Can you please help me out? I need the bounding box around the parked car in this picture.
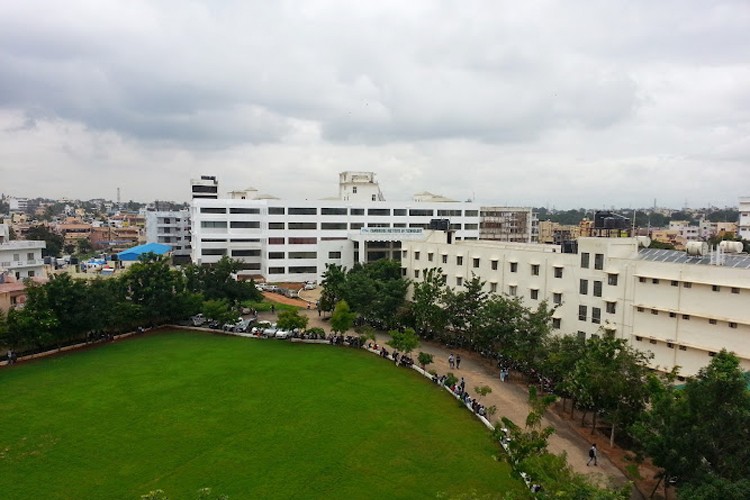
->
[251,321,274,335]
[274,328,291,339]
[191,314,207,327]
[262,324,279,337]
[304,281,317,290]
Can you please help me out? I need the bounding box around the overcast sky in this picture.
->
[1,1,748,209]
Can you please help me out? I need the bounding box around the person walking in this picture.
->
[448,353,455,369]
[587,444,598,466]
[456,354,461,369]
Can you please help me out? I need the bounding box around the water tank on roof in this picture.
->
[719,241,744,254]
[686,241,708,256]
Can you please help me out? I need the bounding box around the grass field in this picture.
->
[0,330,526,499]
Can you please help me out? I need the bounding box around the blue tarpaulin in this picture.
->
[117,243,172,261]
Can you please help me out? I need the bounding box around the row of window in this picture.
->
[635,307,739,328]
[578,304,616,323]
[267,266,318,274]
[204,221,479,231]
[638,277,742,294]
[580,252,605,270]
[633,337,719,360]
[202,206,481,217]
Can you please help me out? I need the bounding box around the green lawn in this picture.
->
[0,331,526,499]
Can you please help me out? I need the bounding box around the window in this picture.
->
[201,249,226,256]
[28,270,35,277]
[321,222,347,230]
[682,314,690,320]
[530,289,539,300]
[473,258,480,268]
[414,251,420,260]
[464,223,479,230]
[709,318,717,325]
[457,256,463,265]
[650,339,657,345]
[268,267,285,274]
[288,222,317,230]
[200,221,227,228]
[608,273,618,286]
[289,266,317,274]
[428,253,434,262]
[669,312,677,318]
[639,277,647,283]
[606,302,616,314]
[352,187,357,194]
[268,222,285,230]
[554,267,563,278]
[27,252,34,260]
[594,253,603,270]
[409,209,434,217]
[508,285,517,296]
[368,208,390,216]
[351,208,364,215]
[456,277,463,287]
[679,345,687,351]
[414,270,420,279]
[268,252,285,259]
[578,305,587,321]
[593,281,602,297]
[652,279,660,284]
[579,279,588,295]
[491,260,498,270]
[490,283,498,293]
[729,322,738,329]
[268,237,284,245]
[350,223,364,230]
[671,280,679,287]
[684,282,692,288]
[200,207,226,214]
[531,264,540,276]
[232,249,260,257]
[288,237,317,244]
[442,255,448,264]
[552,318,561,329]
[230,221,260,229]
[667,342,674,349]
[464,210,478,217]
[268,207,285,215]
[510,262,518,272]
[712,285,721,292]
[393,209,407,216]
[577,331,586,341]
[289,252,316,259]
[321,207,347,215]
[651,309,658,315]
[581,252,590,268]
[328,251,341,259]
[592,307,601,324]
[635,336,643,342]
[709,351,717,357]
[731,287,740,294]
[230,208,260,214]
[553,293,562,305]
[637,306,645,312]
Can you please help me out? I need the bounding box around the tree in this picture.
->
[444,273,488,347]
[276,309,309,332]
[319,264,347,314]
[25,225,64,257]
[202,299,237,325]
[387,327,419,355]
[329,300,356,335]
[184,256,261,304]
[75,238,94,256]
[474,385,492,402]
[632,350,750,497]
[417,351,434,371]
[411,267,448,338]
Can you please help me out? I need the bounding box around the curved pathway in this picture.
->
[257,299,631,492]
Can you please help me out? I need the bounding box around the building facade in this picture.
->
[740,196,750,240]
[145,209,191,261]
[0,224,46,280]
[402,232,750,378]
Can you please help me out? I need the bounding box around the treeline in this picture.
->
[320,263,750,498]
[0,255,261,353]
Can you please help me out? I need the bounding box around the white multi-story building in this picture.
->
[402,232,750,378]
[191,172,484,281]
[0,224,46,280]
[145,210,191,262]
[740,196,750,240]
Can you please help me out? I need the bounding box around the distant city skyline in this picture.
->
[1,1,749,208]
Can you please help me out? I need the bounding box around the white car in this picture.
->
[274,328,291,339]
[191,314,207,327]
[303,281,317,290]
